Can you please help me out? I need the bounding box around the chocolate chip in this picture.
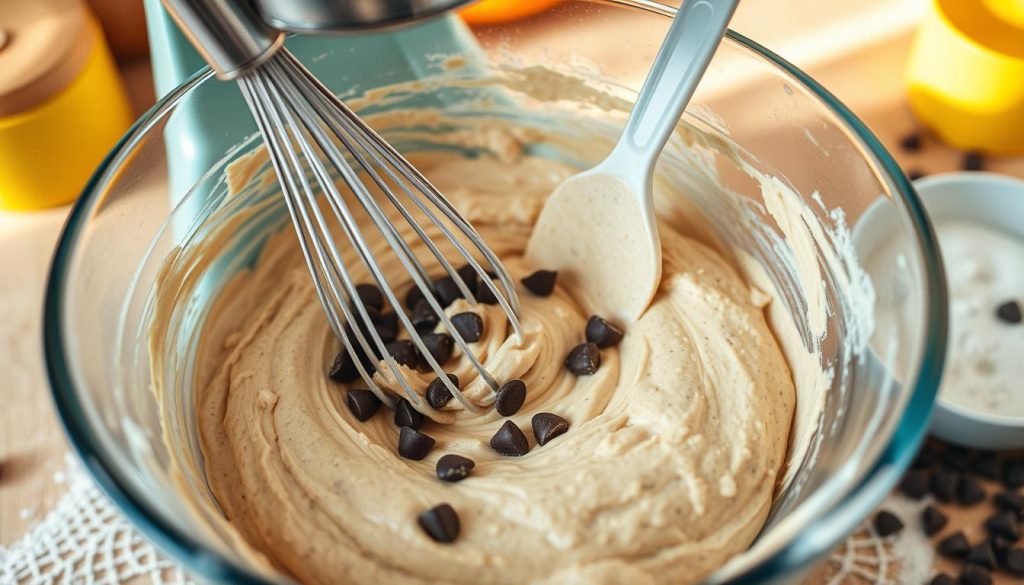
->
[405,285,429,310]
[963,150,985,171]
[941,446,972,471]
[958,475,986,506]
[873,510,904,537]
[931,469,958,502]
[1005,547,1024,576]
[586,316,624,348]
[411,299,440,333]
[494,380,527,416]
[385,340,419,369]
[521,270,557,296]
[929,574,956,585]
[1006,458,1024,489]
[959,564,991,585]
[533,412,570,446]
[394,398,424,430]
[984,510,1020,540]
[475,279,499,304]
[907,169,926,181]
[966,541,996,570]
[354,283,385,312]
[436,454,474,482]
[418,503,459,543]
[997,300,1023,324]
[914,445,938,469]
[434,276,464,308]
[565,342,601,375]
[419,333,454,367]
[939,531,970,558]
[329,349,361,383]
[456,264,479,295]
[972,453,1003,480]
[346,389,382,421]
[901,469,930,499]
[398,426,435,460]
[991,536,1012,564]
[451,312,484,342]
[995,491,1024,513]
[426,374,459,409]
[490,420,529,456]
[900,132,922,152]
[922,505,949,536]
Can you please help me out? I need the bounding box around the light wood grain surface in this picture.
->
[2,0,1022,581]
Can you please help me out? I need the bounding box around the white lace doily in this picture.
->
[0,457,192,585]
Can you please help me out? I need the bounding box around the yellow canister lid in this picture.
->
[906,0,1024,154]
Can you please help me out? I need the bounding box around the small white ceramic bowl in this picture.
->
[916,172,1024,450]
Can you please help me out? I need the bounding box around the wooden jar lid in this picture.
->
[0,0,93,117]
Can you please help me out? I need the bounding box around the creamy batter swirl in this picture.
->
[188,153,794,584]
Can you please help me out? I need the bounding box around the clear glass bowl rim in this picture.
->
[43,1,948,582]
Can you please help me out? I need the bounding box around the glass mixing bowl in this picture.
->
[44,1,946,582]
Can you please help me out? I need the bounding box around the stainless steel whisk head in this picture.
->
[163,0,524,411]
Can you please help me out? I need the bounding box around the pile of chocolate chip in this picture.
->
[878,442,1024,583]
[325,267,626,544]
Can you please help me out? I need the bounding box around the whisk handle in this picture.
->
[161,0,284,80]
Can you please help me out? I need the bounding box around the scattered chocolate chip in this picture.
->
[586,316,624,348]
[931,469,958,502]
[426,374,459,410]
[385,340,419,369]
[991,536,1013,564]
[394,398,424,430]
[997,300,1023,324]
[398,426,435,460]
[900,132,922,152]
[995,491,1024,513]
[939,531,971,558]
[966,541,996,570]
[411,299,440,333]
[346,389,382,421]
[495,380,527,416]
[434,276,464,308]
[419,333,454,367]
[972,453,1003,480]
[418,503,459,543]
[922,505,949,536]
[959,564,991,585]
[901,469,931,499]
[1005,547,1024,576]
[456,264,479,295]
[533,413,570,446]
[475,279,499,304]
[930,574,957,585]
[353,283,385,312]
[907,169,926,181]
[405,285,429,310]
[873,510,904,537]
[490,420,530,456]
[521,270,557,296]
[436,454,475,482]
[451,312,484,342]
[1006,458,1024,489]
[330,349,361,383]
[958,475,986,506]
[963,150,985,171]
[941,446,973,471]
[985,510,1020,540]
[565,342,601,375]
[373,311,399,335]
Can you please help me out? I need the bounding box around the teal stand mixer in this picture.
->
[141,0,484,207]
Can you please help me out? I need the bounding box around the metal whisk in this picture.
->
[163,0,523,412]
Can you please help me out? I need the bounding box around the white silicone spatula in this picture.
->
[525,0,738,324]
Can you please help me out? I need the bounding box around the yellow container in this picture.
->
[906,0,1024,155]
[0,1,132,210]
